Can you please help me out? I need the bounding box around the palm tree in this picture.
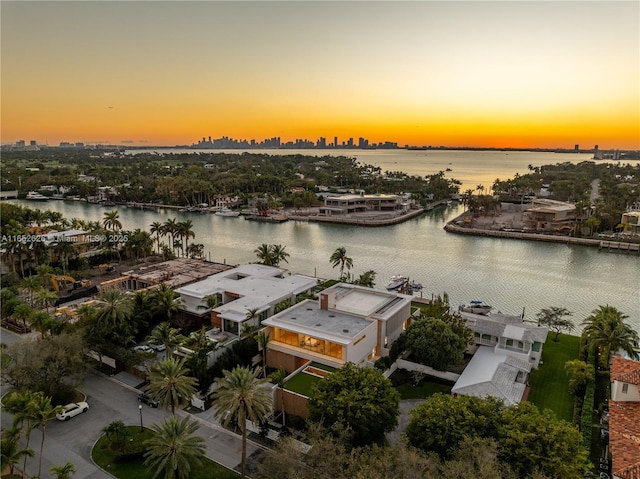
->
[330,246,353,280]
[2,389,37,474]
[34,288,59,312]
[270,244,290,266]
[147,358,198,415]
[163,218,178,252]
[143,416,206,479]
[177,220,195,256]
[1,426,34,478]
[22,275,42,306]
[12,303,33,330]
[254,243,273,265]
[36,264,54,288]
[582,305,639,367]
[212,366,273,478]
[30,393,63,479]
[197,294,221,313]
[102,210,122,231]
[30,310,54,339]
[150,283,184,323]
[256,330,269,377]
[50,461,77,479]
[150,221,164,254]
[94,288,134,328]
[354,269,377,288]
[147,322,185,359]
[270,367,287,428]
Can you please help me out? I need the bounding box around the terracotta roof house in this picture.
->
[609,356,640,479]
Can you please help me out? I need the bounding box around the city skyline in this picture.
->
[1,1,638,150]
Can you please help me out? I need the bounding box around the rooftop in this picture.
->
[263,299,373,344]
[121,258,233,290]
[610,357,640,478]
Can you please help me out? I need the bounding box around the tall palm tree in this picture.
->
[330,246,353,280]
[34,288,59,312]
[582,305,639,367]
[270,367,287,428]
[50,461,77,479]
[94,288,134,328]
[143,416,206,479]
[212,366,273,478]
[256,331,270,377]
[163,218,178,252]
[2,389,37,474]
[22,275,42,306]
[102,210,122,231]
[147,322,185,359]
[197,294,221,313]
[1,426,34,478]
[147,358,198,415]
[177,220,195,256]
[150,221,164,254]
[150,283,184,324]
[30,393,63,479]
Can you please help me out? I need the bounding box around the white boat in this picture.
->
[215,207,240,217]
[459,300,493,315]
[385,275,408,290]
[25,191,49,201]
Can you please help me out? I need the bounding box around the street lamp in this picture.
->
[139,404,143,432]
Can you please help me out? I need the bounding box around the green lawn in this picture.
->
[285,371,323,397]
[527,333,580,422]
[92,426,239,479]
[390,369,453,400]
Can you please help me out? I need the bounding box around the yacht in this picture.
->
[215,207,240,217]
[25,191,49,201]
[385,275,409,290]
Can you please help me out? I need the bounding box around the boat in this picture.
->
[215,207,240,217]
[459,300,493,315]
[385,275,409,290]
[245,214,288,223]
[25,191,49,201]
[410,281,423,291]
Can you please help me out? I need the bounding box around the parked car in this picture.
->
[134,345,153,353]
[151,343,166,352]
[56,402,89,421]
[138,393,159,408]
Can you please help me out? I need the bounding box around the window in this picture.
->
[622,383,629,394]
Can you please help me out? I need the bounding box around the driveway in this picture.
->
[386,399,425,445]
[1,327,259,479]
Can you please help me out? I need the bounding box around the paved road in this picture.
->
[1,327,259,478]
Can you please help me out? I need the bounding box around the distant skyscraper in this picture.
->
[574,144,579,151]
[334,136,338,148]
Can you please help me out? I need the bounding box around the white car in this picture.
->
[134,345,153,353]
[151,343,166,352]
[56,402,89,421]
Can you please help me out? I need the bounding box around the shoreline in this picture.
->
[444,213,640,254]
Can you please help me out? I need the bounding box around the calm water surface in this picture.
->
[11,198,640,333]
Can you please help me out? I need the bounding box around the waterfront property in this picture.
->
[522,198,577,233]
[175,264,318,334]
[451,310,549,405]
[318,193,411,216]
[609,356,640,479]
[264,282,413,373]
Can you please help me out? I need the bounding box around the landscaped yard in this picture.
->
[527,333,580,422]
[284,362,336,397]
[91,426,238,479]
[389,369,453,400]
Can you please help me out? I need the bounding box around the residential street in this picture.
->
[1,327,259,479]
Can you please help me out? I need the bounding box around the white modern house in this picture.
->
[175,264,318,335]
[451,311,549,405]
[263,283,413,373]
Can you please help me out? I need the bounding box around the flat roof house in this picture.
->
[175,264,318,335]
[263,283,413,373]
[319,193,410,216]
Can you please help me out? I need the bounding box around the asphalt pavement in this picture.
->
[1,327,259,479]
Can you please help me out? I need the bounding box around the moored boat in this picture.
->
[386,275,409,290]
[215,207,240,217]
[459,300,493,315]
[25,191,49,201]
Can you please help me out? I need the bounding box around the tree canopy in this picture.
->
[308,362,400,445]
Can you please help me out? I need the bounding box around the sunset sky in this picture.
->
[2,1,638,150]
